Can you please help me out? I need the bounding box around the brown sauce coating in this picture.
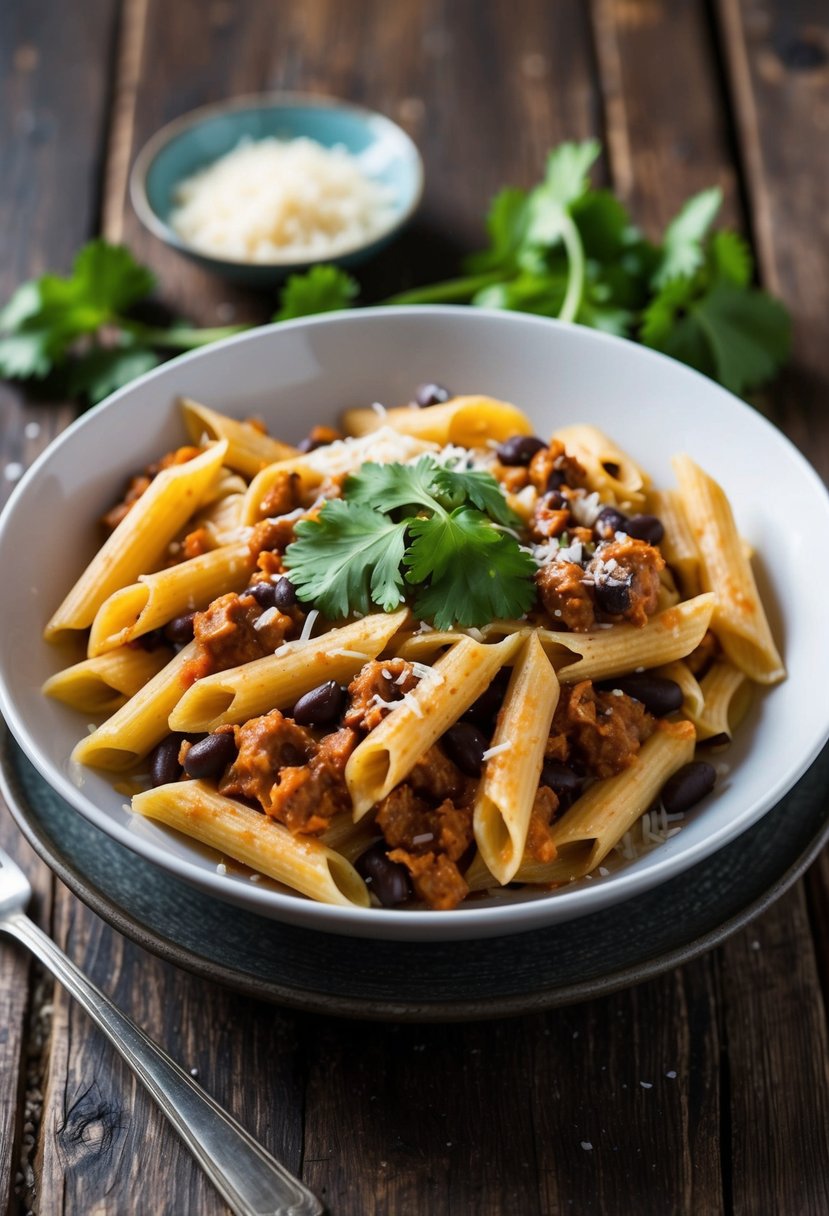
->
[586,537,665,628]
[536,560,597,631]
[344,659,418,732]
[547,680,655,779]
[183,591,295,683]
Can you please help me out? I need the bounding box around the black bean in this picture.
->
[441,722,488,777]
[660,761,717,815]
[183,731,238,779]
[625,513,665,546]
[355,842,413,906]
[594,578,631,615]
[594,506,628,540]
[546,468,567,492]
[149,734,185,787]
[601,674,683,717]
[272,577,297,610]
[163,612,196,646]
[293,680,345,727]
[297,435,325,453]
[463,669,511,729]
[540,761,583,809]
[414,382,451,407]
[496,434,547,466]
[136,628,167,651]
[543,489,568,511]
[248,580,279,609]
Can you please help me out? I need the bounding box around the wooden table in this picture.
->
[2,2,828,1212]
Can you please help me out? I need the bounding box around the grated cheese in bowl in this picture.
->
[168,136,397,263]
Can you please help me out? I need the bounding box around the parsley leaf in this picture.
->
[286,501,408,618]
[429,464,521,526]
[345,457,443,515]
[274,265,358,322]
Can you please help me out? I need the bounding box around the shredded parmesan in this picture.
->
[298,609,320,643]
[169,136,396,263]
[481,740,513,761]
[254,606,279,631]
[328,647,370,660]
[401,691,424,718]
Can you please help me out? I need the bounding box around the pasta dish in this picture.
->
[42,391,785,911]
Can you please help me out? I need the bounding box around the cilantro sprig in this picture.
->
[284,456,537,629]
[0,141,790,405]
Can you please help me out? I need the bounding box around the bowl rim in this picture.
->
[129,91,425,269]
[2,305,828,941]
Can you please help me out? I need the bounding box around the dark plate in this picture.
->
[2,726,828,1022]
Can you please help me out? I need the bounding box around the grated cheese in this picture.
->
[401,691,424,718]
[169,136,396,263]
[481,740,513,761]
[298,609,320,643]
[254,606,279,631]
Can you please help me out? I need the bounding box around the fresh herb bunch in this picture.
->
[0,141,790,405]
[284,456,537,629]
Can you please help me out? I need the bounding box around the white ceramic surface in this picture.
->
[1,307,827,942]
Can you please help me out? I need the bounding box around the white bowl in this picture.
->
[1,307,827,942]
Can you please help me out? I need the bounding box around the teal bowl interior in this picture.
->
[132,96,423,287]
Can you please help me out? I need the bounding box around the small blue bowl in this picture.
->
[129,93,424,288]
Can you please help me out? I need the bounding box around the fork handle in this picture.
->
[2,910,322,1216]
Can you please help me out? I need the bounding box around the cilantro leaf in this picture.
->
[465,187,529,275]
[429,464,521,527]
[68,345,161,404]
[709,229,752,287]
[286,501,407,619]
[274,266,358,322]
[0,330,55,379]
[542,140,602,208]
[70,240,156,314]
[344,457,442,515]
[406,509,536,630]
[653,187,722,287]
[692,280,791,395]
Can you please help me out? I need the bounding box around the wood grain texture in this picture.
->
[0,1,118,1211]
[36,883,306,1215]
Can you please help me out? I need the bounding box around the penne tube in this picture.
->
[394,628,513,662]
[342,396,533,447]
[654,659,706,720]
[241,458,327,525]
[180,398,299,475]
[72,642,197,770]
[691,659,753,741]
[647,488,700,598]
[319,813,382,865]
[45,441,228,639]
[484,594,715,684]
[346,633,525,820]
[169,609,410,732]
[467,720,697,889]
[87,541,254,656]
[551,424,648,510]
[133,780,369,907]
[673,455,785,684]
[473,633,560,884]
[43,645,171,714]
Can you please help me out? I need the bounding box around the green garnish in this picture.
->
[284,456,537,629]
[0,141,790,405]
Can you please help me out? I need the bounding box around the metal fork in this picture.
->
[0,843,323,1216]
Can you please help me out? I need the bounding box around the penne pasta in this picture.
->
[133,780,369,907]
[180,398,300,475]
[673,455,785,684]
[551,424,648,510]
[72,642,197,770]
[87,541,254,656]
[647,488,700,598]
[342,395,533,446]
[691,659,753,741]
[45,441,228,639]
[473,633,560,884]
[169,610,411,732]
[43,645,171,714]
[346,633,526,819]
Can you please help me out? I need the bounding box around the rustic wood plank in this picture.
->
[0,1,119,1211]
[36,882,306,1215]
[716,886,829,1215]
[711,6,829,1209]
[715,0,829,459]
[590,0,741,230]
